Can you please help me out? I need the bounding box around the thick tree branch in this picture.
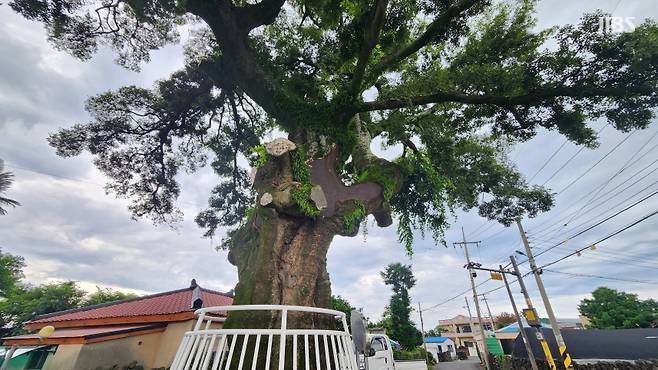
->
[355,85,655,112]
[349,0,389,97]
[234,0,286,31]
[187,0,315,129]
[364,0,483,83]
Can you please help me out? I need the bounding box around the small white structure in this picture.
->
[424,337,456,362]
[171,305,359,370]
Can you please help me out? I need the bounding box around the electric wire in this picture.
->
[538,209,658,270]
[531,190,658,259]
[543,269,658,285]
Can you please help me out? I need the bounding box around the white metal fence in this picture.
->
[171,305,359,370]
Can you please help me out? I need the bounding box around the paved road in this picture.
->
[434,357,483,370]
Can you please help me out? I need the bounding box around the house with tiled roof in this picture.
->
[438,314,496,357]
[1,279,233,370]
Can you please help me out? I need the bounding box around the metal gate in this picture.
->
[171,305,359,370]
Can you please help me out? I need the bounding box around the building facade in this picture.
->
[438,314,495,357]
[423,337,456,362]
[1,280,233,370]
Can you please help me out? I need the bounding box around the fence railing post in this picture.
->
[279,308,288,370]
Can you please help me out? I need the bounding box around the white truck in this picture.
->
[364,333,427,370]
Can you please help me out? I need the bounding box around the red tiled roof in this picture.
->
[27,284,233,326]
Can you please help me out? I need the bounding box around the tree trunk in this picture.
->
[224,207,340,329]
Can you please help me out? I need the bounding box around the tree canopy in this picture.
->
[494,312,516,329]
[0,250,140,336]
[10,0,658,254]
[380,263,421,349]
[578,287,658,329]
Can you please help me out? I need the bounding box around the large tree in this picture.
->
[0,249,25,298]
[0,250,141,336]
[578,287,658,329]
[10,0,658,326]
[381,263,421,349]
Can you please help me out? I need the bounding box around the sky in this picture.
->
[1,0,658,333]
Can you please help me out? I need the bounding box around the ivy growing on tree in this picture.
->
[10,0,658,321]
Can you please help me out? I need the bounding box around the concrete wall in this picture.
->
[150,320,195,368]
[44,344,83,370]
[41,319,223,370]
[71,331,162,370]
[425,341,456,362]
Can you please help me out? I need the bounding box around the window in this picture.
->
[461,325,472,333]
[464,341,474,348]
[371,338,387,352]
[26,350,49,369]
[448,345,454,352]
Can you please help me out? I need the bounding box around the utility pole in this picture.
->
[517,220,573,369]
[464,261,540,370]
[418,302,430,364]
[510,256,556,370]
[500,264,539,370]
[464,297,483,362]
[455,227,490,370]
[481,295,496,331]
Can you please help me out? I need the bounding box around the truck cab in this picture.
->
[366,334,395,370]
[364,334,426,370]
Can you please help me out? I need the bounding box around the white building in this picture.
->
[423,337,456,362]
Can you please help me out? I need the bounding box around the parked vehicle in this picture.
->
[363,334,426,370]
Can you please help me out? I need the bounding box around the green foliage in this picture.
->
[357,165,397,202]
[291,144,310,183]
[0,249,25,298]
[84,287,139,306]
[250,145,268,169]
[331,295,354,328]
[343,200,366,233]
[289,144,321,216]
[393,347,436,365]
[381,263,422,350]
[494,312,517,329]
[291,183,320,217]
[243,207,255,222]
[425,326,444,337]
[578,287,658,329]
[0,160,21,215]
[0,281,86,336]
[15,0,658,262]
[0,251,140,337]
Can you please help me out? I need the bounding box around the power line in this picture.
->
[559,131,658,227]
[529,139,569,182]
[532,189,658,258]
[539,209,658,270]
[532,131,658,238]
[534,178,658,243]
[555,130,636,196]
[530,159,658,240]
[543,269,658,285]
[421,278,492,312]
[540,124,609,186]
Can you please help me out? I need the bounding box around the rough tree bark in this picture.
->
[223,129,400,330]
